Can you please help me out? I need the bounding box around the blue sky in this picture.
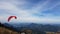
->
[0,0,60,24]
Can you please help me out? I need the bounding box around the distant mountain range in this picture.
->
[1,22,60,34]
[2,22,60,32]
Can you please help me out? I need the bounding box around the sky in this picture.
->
[0,0,60,24]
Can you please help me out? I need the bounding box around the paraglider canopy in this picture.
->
[7,16,17,22]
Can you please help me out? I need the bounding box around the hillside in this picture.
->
[0,23,20,34]
[0,27,20,34]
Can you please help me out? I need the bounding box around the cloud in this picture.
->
[0,0,60,23]
[16,16,60,24]
[29,0,60,17]
[0,0,30,16]
[0,0,32,23]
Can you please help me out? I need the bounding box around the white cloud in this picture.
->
[30,0,50,14]
[15,16,60,24]
[0,1,30,16]
[0,2,15,10]
[0,0,32,23]
[30,0,60,15]
[0,0,60,24]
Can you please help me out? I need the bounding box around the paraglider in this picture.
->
[8,16,17,22]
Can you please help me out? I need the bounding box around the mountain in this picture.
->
[3,23,60,32]
[1,22,60,34]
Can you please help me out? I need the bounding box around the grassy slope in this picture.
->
[0,27,20,34]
